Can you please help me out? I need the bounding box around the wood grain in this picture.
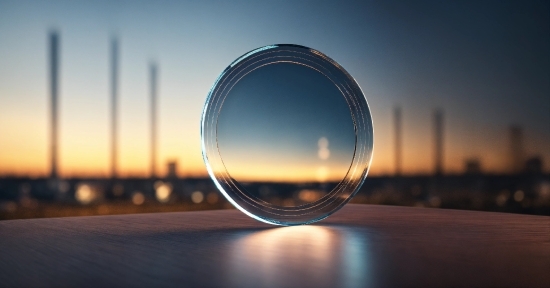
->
[0,204,549,288]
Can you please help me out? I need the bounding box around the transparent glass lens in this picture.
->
[202,45,373,225]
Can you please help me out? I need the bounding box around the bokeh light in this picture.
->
[132,191,145,205]
[191,191,204,204]
[155,182,172,203]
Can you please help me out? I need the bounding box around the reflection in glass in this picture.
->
[217,62,355,207]
[202,45,373,225]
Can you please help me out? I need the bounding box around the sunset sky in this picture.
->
[0,0,549,178]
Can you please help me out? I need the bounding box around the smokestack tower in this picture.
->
[110,37,118,178]
[509,125,523,174]
[150,62,158,178]
[49,31,59,179]
[434,109,444,176]
[394,106,402,176]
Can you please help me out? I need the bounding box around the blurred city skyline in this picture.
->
[1,0,549,178]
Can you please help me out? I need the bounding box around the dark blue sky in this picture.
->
[0,0,548,175]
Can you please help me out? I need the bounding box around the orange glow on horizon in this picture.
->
[0,146,540,179]
[1,100,549,178]
[213,164,351,183]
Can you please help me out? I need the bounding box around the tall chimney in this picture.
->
[150,63,158,178]
[394,106,402,176]
[49,31,59,179]
[434,109,444,176]
[509,125,523,174]
[110,37,118,178]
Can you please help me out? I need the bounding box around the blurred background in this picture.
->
[0,0,548,220]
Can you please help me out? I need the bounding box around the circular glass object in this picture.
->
[201,44,373,225]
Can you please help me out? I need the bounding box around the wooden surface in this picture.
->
[0,204,548,288]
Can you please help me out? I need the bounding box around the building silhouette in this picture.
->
[524,156,543,174]
[464,158,482,175]
[167,161,178,178]
[394,106,402,176]
[433,109,444,175]
[509,125,524,174]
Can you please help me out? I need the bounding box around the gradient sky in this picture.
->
[0,0,548,177]
[217,62,356,182]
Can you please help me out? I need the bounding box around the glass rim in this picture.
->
[201,44,374,225]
